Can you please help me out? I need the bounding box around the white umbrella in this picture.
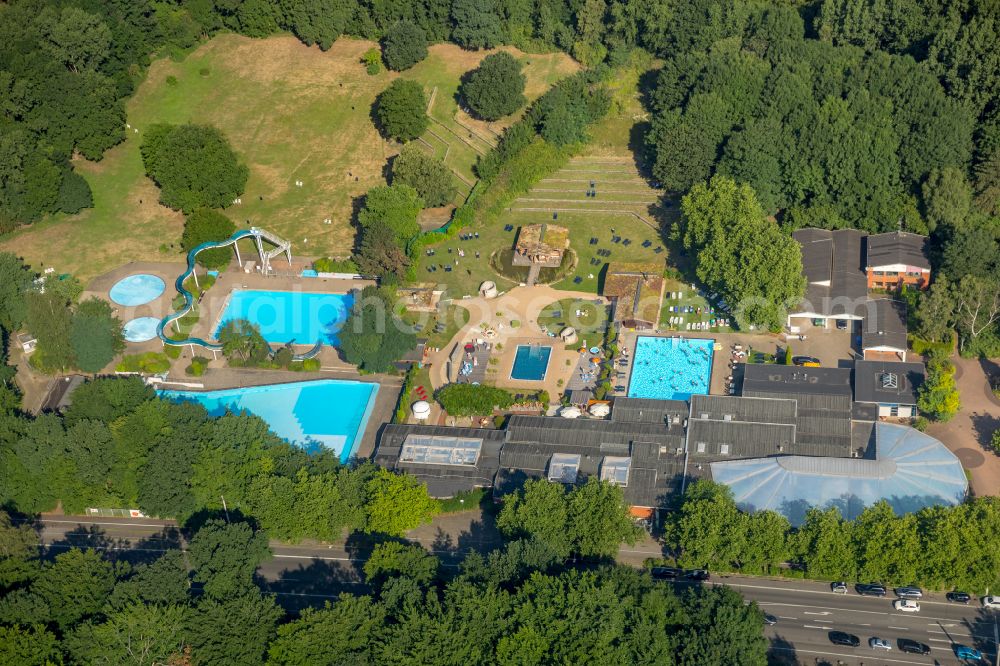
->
[560,406,582,419]
[588,403,610,417]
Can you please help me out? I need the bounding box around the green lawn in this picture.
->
[1,36,576,282]
[537,298,609,346]
[400,303,471,349]
[658,279,734,333]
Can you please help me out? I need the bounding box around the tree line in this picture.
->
[667,481,1000,594]
[0,376,438,540]
[0,508,769,666]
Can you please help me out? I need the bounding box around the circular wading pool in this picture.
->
[123,317,160,343]
[109,274,165,307]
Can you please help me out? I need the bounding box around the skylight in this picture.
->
[399,434,483,466]
[600,456,631,487]
[548,453,581,483]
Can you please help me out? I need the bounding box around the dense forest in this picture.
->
[0,510,768,665]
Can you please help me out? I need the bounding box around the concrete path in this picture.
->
[927,356,1000,497]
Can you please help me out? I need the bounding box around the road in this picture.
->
[24,515,1000,664]
[708,574,999,666]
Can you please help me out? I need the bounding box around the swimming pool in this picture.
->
[511,345,552,381]
[628,336,714,400]
[157,380,378,461]
[109,274,165,306]
[214,290,353,346]
[123,317,160,342]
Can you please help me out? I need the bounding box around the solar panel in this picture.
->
[600,456,631,486]
[548,453,581,483]
[399,434,483,466]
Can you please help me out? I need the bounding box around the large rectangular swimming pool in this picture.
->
[627,336,714,400]
[158,379,377,461]
[214,290,353,346]
[511,345,552,381]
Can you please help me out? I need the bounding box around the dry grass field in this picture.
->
[1,34,576,282]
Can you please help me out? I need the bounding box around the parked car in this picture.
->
[763,613,778,626]
[897,638,931,655]
[829,631,860,647]
[948,591,972,604]
[869,637,891,651]
[955,644,983,661]
[792,355,821,366]
[894,586,923,599]
[982,596,1000,609]
[856,583,887,597]
[649,567,683,581]
[831,581,848,594]
[684,569,710,581]
[894,599,921,612]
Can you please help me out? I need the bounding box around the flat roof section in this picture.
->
[742,364,853,397]
[854,360,925,405]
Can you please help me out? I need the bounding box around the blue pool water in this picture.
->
[109,274,165,306]
[123,317,160,342]
[511,345,552,381]
[214,290,353,346]
[628,336,714,400]
[158,380,378,461]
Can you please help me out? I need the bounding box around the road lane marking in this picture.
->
[753,600,966,623]
[858,623,871,626]
[778,616,797,620]
[804,611,831,616]
[928,638,952,643]
[802,625,828,629]
[888,626,909,630]
[769,645,937,666]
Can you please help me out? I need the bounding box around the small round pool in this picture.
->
[109,274,165,307]
[123,317,161,343]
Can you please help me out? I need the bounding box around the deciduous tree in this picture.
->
[382,20,428,71]
[375,79,428,141]
[363,468,439,535]
[182,208,236,269]
[462,51,526,121]
[392,143,454,206]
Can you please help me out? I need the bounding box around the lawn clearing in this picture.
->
[537,298,610,346]
[2,35,576,282]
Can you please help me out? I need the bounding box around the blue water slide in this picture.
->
[156,229,323,361]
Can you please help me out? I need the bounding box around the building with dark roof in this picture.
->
[788,228,868,326]
[740,364,854,450]
[373,424,505,498]
[866,231,931,291]
[854,360,925,418]
[861,299,909,361]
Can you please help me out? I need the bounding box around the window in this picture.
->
[874,271,885,276]
[600,456,631,487]
[889,405,899,417]
[696,442,706,453]
[720,444,730,455]
[881,372,898,389]
[400,434,483,465]
[548,453,581,483]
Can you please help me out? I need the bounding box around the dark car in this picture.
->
[948,591,972,604]
[792,355,821,366]
[856,583,887,597]
[894,586,923,599]
[650,567,683,581]
[897,638,931,655]
[763,613,778,626]
[829,631,860,647]
[684,569,710,581]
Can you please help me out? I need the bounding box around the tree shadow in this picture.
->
[971,412,1000,452]
[43,523,183,566]
[265,558,369,614]
[766,634,799,665]
[962,604,998,658]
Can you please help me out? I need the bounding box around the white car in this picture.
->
[869,637,892,651]
[983,596,1000,609]
[894,599,921,612]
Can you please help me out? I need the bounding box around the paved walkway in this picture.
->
[927,355,1000,497]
